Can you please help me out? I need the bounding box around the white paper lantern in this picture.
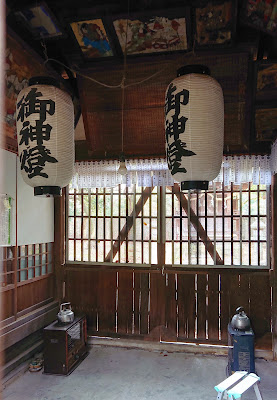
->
[165,65,224,190]
[16,76,74,196]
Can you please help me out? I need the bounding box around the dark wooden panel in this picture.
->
[97,270,116,332]
[133,271,141,335]
[197,274,207,340]
[149,273,166,334]
[2,290,14,320]
[165,273,177,339]
[249,274,271,338]
[207,273,219,342]
[117,271,133,334]
[177,273,196,340]
[17,276,54,313]
[66,269,99,330]
[228,273,251,317]
[140,273,149,335]
[64,265,271,345]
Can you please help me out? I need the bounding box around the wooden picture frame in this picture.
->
[111,8,191,57]
[251,61,277,152]
[255,61,277,104]
[69,17,114,59]
[14,1,64,40]
[240,0,277,37]
[255,104,277,143]
[194,0,237,48]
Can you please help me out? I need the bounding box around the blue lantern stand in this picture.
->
[227,323,255,376]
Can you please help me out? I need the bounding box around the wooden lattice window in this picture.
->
[0,247,14,287]
[67,185,159,264]
[67,182,270,268]
[0,242,53,286]
[17,243,53,282]
[165,183,270,267]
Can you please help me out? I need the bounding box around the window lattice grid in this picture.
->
[0,247,14,287]
[0,243,53,286]
[17,243,53,282]
[165,182,269,266]
[67,185,159,264]
[67,182,270,268]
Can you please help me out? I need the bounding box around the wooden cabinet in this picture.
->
[44,315,88,375]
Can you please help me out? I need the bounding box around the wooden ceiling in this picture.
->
[6,1,277,159]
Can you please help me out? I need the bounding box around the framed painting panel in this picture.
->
[195,0,237,47]
[14,1,63,40]
[241,0,277,37]
[112,8,191,56]
[70,18,114,59]
[255,61,277,103]
[255,104,277,142]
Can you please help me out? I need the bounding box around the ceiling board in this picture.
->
[77,49,252,159]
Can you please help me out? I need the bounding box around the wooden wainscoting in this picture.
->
[65,266,271,346]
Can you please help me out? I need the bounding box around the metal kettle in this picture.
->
[231,306,251,331]
[57,302,74,324]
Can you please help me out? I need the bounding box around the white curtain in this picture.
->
[72,158,174,188]
[72,155,272,189]
[71,153,274,189]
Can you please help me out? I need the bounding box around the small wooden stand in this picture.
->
[43,315,88,375]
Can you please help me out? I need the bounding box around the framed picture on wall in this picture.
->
[255,61,277,103]
[240,0,277,37]
[112,8,191,56]
[195,0,237,47]
[251,61,277,152]
[70,18,114,59]
[14,1,64,40]
[255,104,277,142]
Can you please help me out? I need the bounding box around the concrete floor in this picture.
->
[2,345,277,400]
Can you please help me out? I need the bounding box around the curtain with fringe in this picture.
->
[72,154,273,189]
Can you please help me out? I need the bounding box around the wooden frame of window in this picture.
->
[67,185,159,266]
[17,243,53,283]
[66,182,270,270]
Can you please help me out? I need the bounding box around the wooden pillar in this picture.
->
[54,188,66,303]
[272,174,277,359]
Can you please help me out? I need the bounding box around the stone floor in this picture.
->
[2,345,277,400]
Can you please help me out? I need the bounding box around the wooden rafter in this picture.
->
[104,187,154,262]
[172,184,223,265]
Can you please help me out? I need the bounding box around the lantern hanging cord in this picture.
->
[120,0,130,154]
[43,55,167,89]
[43,4,195,91]
[44,58,124,88]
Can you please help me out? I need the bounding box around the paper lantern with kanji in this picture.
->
[165,65,224,190]
[16,76,74,196]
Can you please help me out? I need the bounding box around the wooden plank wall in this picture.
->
[17,276,54,313]
[66,267,271,344]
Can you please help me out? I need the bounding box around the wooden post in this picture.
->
[54,188,65,303]
[272,174,277,359]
